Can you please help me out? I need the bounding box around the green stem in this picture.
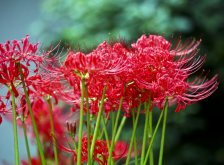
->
[115,115,127,142]
[143,110,164,165]
[132,109,139,165]
[22,121,32,165]
[17,62,46,165]
[108,90,125,165]
[101,114,110,150]
[90,86,107,163]
[112,111,115,138]
[140,103,149,165]
[125,102,142,165]
[47,99,58,165]
[84,83,91,165]
[99,111,111,140]
[148,109,154,165]
[10,89,20,165]
[77,78,86,165]
[72,137,78,153]
[158,99,168,165]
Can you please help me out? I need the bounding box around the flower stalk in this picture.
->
[99,111,111,140]
[90,86,107,163]
[125,101,141,165]
[148,109,154,165]
[158,99,169,165]
[108,88,125,165]
[115,115,127,143]
[77,78,86,165]
[101,114,111,151]
[84,83,91,165]
[140,101,149,165]
[17,62,46,165]
[132,109,139,165]
[10,89,20,165]
[143,109,164,165]
[46,98,58,165]
[22,121,32,165]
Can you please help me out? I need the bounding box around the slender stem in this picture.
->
[99,111,111,140]
[105,111,111,127]
[77,78,85,165]
[115,115,127,142]
[112,111,115,137]
[108,90,125,165]
[98,118,102,138]
[132,109,139,165]
[47,99,58,165]
[17,62,46,165]
[72,138,78,153]
[84,83,91,165]
[143,110,164,165]
[125,102,141,165]
[101,114,110,150]
[90,86,107,162]
[148,109,154,165]
[90,114,94,136]
[158,99,168,165]
[22,121,32,165]
[140,103,149,165]
[10,89,20,165]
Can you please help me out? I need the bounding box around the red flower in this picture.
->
[41,40,132,116]
[128,34,219,112]
[0,62,20,97]
[52,134,127,165]
[0,35,58,73]
[38,34,219,114]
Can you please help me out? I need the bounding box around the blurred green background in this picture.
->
[1,0,224,164]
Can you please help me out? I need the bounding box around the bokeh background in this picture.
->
[0,0,224,164]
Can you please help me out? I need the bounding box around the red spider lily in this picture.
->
[52,134,128,165]
[0,62,20,97]
[0,35,61,73]
[37,38,134,117]
[0,36,39,71]
[39,33,219,115]
[64,41,131,76]
[131,34,219,112]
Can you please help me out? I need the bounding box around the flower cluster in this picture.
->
[42,34,219,116]
[0,33,219,165]
[0,35,62,114]
[52,134,130,165]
